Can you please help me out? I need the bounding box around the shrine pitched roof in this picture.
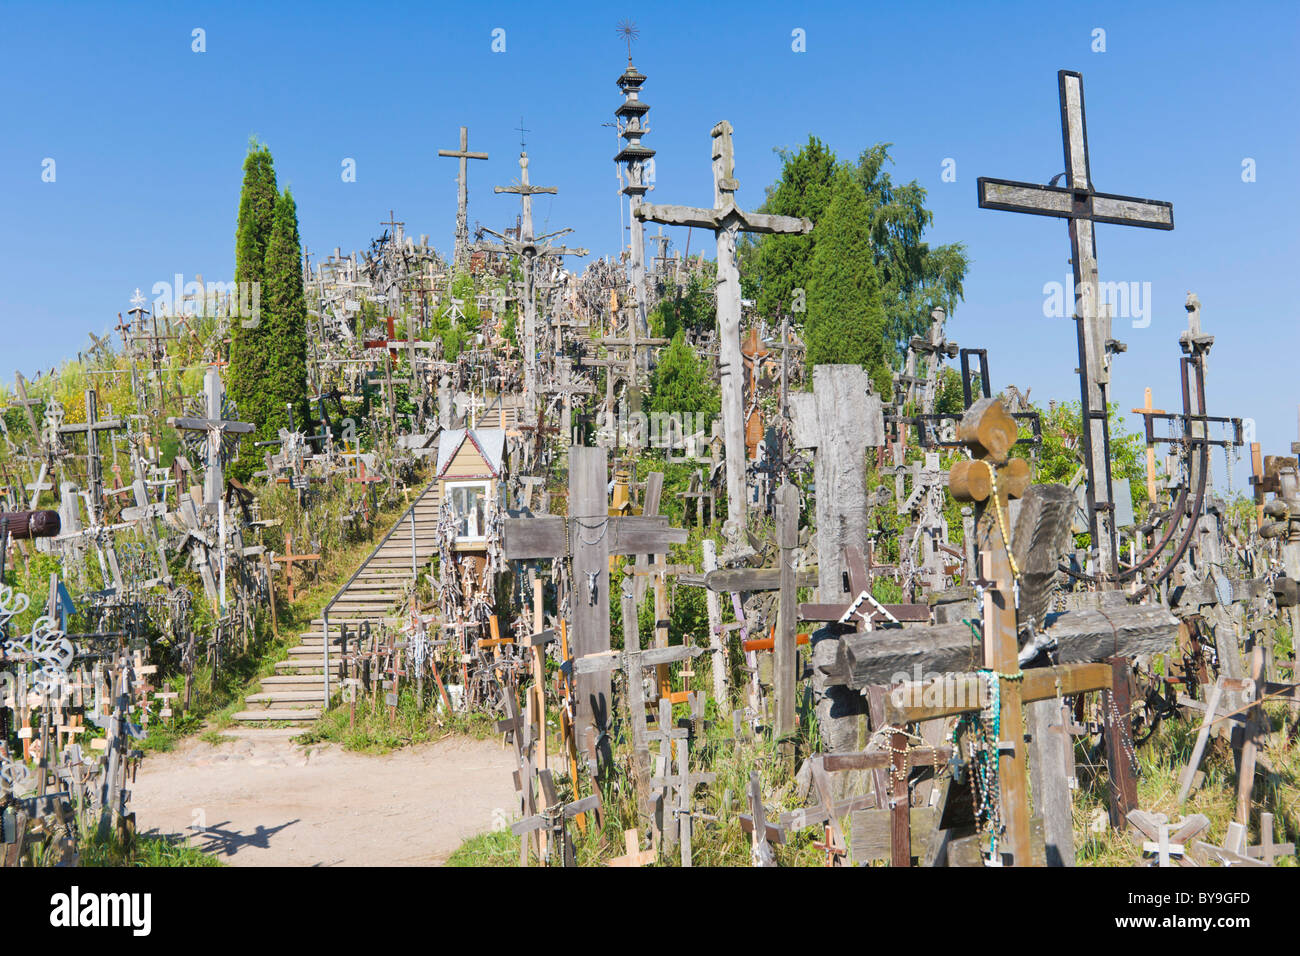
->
[436,427,506,478]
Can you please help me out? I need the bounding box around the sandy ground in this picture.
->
[130,729,517,866]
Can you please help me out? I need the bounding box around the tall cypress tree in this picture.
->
[228,141,278,481]
[805,165,890,392]
[261,188,311,438]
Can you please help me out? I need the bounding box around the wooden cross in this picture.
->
[1131,387,1166,504]
[480,151,587,420]
[437,125,490,268]
[166,367,255,511]
[56,389,123,519]
[273,532,320,603]
[510,768,601,867]
[780,755,873,867]
[978,70,1174,578]
[1247,812,1294,864]
[503,445,688,768]
[607,828,656,867]
[738,771,784,867]
[635,121,813,538]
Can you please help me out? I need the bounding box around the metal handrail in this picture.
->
[321,476,438,706]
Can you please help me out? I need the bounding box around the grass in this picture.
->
[297,686,497,753]
[1075,701,1300,866]
[443,669,1300,867]
[27,818,225,868]
[447,828,520,866]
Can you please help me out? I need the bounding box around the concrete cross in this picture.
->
[977,70,1173,580]
[635,121,813,540]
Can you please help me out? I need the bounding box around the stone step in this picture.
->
[230,709,321,724]
[274,660,324,673]
[259,674,326,687]
[245,690,325,706]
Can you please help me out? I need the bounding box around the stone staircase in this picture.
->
[231,479,444,727]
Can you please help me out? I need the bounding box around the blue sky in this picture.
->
[1,0,1296,488]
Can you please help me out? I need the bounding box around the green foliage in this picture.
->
[743,135,837,322]
[229,141,278,481]
[805,165,890,392]
[260,188,312,441]
[853,144,968,350]
[1013,399,1148,546]
[742,139,969,375]
[649,267,716,341]
[647,330,720,418]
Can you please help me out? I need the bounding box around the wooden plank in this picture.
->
[884,662,1113,723]
[850,807,937,864]
[832,606,1176,690]
[702,567,818,593]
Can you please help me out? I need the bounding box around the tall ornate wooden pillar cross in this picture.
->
[978,70,1174,581]
[635,121,813,541]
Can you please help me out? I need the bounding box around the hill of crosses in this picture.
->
[2,39,1296,874]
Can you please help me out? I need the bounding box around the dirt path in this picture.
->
[130,729,516,866]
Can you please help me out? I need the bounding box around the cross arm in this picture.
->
[633,202,722,230]
[438,149,489,160]
[736,210,814,236]
[977,178,1173,230]
[167,416,256,434]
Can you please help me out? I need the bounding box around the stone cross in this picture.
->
[978,69,1173,579]
[437,126,489,269]
[635,121,813,539]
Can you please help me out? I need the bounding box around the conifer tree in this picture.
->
[260,188,311,440]
[805,165,890,392]
[648,330,720,419]
[228,141,278,480]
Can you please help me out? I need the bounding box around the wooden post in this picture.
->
[570,446,612,768]
[532,573,547,774]
[1103,656,1138,827]
[774,482,798,763]
[702,537,728,705]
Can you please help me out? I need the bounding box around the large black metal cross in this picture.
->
[977,70,1173,580]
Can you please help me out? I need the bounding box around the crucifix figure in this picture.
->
[437,126,489,270]
[635,121,813,541]
[479,151,587,421]
[166,367,255,513]
[977,69,1173,580]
